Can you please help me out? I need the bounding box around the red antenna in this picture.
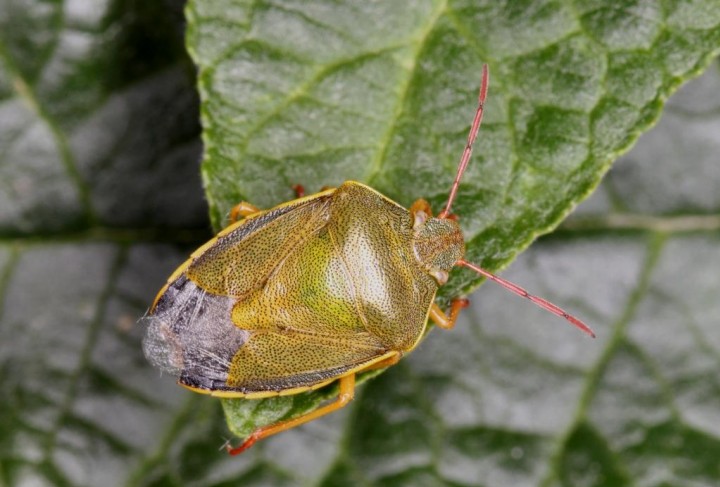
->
[442,64,595,338]
[438,64,490,220]
[458,260,595,337]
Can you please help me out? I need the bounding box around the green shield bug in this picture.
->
[142,64,594,454]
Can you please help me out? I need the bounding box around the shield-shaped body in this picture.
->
[143,181,457,397]
[140,66,591,455]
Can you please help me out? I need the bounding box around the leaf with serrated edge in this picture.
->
[2,1,720,485]
[185,0,720,443]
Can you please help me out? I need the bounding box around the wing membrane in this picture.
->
[187,196,332,297]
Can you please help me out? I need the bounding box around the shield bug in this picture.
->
[142,64,594,455]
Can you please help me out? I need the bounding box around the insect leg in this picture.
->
[226,373,356,455]
[429,299,470,330]
[409,199,433,218]
[292,184,305,198]
[229,202,262,223]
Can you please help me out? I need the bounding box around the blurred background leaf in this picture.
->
[0,1,719,486]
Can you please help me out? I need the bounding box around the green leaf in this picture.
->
[185,0,720,442]
[1,1,720,486]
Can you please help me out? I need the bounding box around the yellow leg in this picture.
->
[229,202,261,223]
[410,197,460,222]
[429,298,470,330]
[410,199,434,229]
[226,374,356,455]
[409,198,433,218]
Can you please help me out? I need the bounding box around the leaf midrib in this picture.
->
[0,38,96,224]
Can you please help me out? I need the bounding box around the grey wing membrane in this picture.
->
[142,196,335,391]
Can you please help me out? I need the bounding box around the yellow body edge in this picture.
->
[150,186,340,311]
[406,288,437,353]
[178,350,401,399]
[150,182,409,311]
[152,181,436,397]
[341,181,439,355]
